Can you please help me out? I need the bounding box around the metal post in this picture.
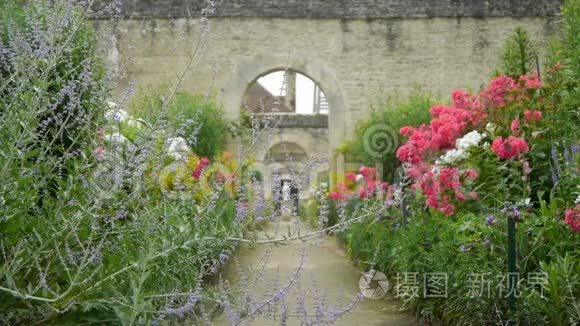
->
[507,215,517,324]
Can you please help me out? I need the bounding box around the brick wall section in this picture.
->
[92,0,562,19]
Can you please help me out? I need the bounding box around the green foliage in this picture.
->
[342,89,433,181]
[0,0,107,197]
[341,2,580,324]
[563,0,580,81]
[499,27,538,78]
[342,201,579,324]
[130,86,229,159]
[302,199,320,228]
[0,2,241,324]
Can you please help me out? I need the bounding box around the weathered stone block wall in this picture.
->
[93,0,562,18]
[108,16,560,146]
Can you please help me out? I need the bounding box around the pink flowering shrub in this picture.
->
[523,110,542,123]
[329,166,391,202]
[396,75,543,216]
[564,205,580,233]
[192,157,211,181]
[491,137,530,160]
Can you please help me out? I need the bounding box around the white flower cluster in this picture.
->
[104,100,143,128]
[102,100,193,160]
[167,137,191,160]
[436,130,485,165]
[485,123,498,134]
[456,130,485,150]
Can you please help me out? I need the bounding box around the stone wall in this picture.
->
[95,2,561,182]
[109,16,560,142]
[92,0,562,19]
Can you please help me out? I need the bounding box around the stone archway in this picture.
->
[220,56,346,185]
[261,142,309,200]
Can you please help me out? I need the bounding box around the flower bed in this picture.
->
[336,2,580,323]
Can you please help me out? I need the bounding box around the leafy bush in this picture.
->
[498,27,538,78]
[341,89,433,182]
[0,0,107,197]
[562,0,580,81]
[339,1,580,324]
[0,2,242,324]
[130,86,229,159]
[342,198,579,324]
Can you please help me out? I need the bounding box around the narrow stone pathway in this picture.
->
[217,218,416,325]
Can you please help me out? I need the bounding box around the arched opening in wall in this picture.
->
[243,69,329,114]
[266,142,307,214]
[266,142,307,163]
[241,69,331,201]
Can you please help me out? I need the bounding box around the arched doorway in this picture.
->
[240,70,331,200]
[266,142,306,214]
[243,69,329,115]
[220,58,347,188]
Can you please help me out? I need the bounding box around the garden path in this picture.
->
[217,217,416,325]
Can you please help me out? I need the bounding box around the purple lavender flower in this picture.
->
[550,164,559,185]
[511,207,523,222]
[163,294,201,320]
[459,246,469,253]
[564,146,573,165]
[501,202,512,214]
[486,215,497,226]
[219,251,229,265]
[551,144,561,175]
[483,238,491,246]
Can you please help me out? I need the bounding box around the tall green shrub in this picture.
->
[130,87,228,159]
[499,27,538,78]
[342,89,433,181]
[563,0,580,81]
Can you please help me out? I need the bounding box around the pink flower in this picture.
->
[510,118,520,136]
[439,194,456,216]
[396,144,422,164]
[192,157,210,181]
[463,169,479,181]
[519,73,542,89]
[399,126,415,136]
[358,187,368,200]
[346,172,357,185]
[430,106,472,148]
[491,137,530,160]
[93,146,105,162]
[452,90,471,110]
[329,191,346,202]
[380,182,390,192]
[524,110,542,123]
[523,161,532,175]
[484,76,517,108]
[359,166,377,182]
[564,206,580,233]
